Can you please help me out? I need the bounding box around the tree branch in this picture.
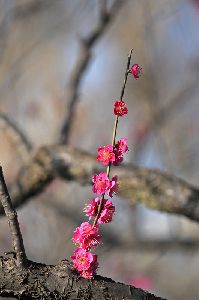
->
[1,145,199,223]
[59,0,125,143]
[0,112,32,152]
[0,167,27,268]
[0,255,166,300]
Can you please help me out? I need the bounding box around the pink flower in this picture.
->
[92,172,118,197]
[84,197,100,218]
[115,138,128,153]
[92,172,110,195]
[98,199,115,224]
[96,145,115,165]
[71,248,98,278]
[113,138,128,166]
[130,64,141,79]
[84,198,115,224]
[107,175,119,197]
[114,100,128,117]
[113,154,123,166]
[73,222,101,250]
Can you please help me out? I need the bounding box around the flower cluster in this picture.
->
[73,222,101,250]
[70,58,141,279]
[71,248,98,279]
[92,172,118,197]
[84,198,115,224]
[96,138,128,166]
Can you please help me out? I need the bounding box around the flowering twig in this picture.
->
[92,49,133,227]
[0,166,27,268]
[70,51,141,278]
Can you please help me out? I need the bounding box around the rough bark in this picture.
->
[1,145,198,223]
[0,254,165,300]
[0,167,27,268]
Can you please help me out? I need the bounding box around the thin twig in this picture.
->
[93,49,133,227]
[0,166,27,268]
[0,112,32,152]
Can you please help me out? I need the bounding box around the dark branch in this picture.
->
[0,167,27,268]
[0,255,166,300]
[1,145,199,223]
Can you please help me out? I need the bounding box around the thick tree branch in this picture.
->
[59,0,125,143]
[0,255,165,300]
[0,167,27,268]
[1,145,199,223]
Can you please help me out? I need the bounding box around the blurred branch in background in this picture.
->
[133,75,199,161]
[60,0,125,143]
[1,144,198,223]
[0,112,32,152]
[133,0,199,162]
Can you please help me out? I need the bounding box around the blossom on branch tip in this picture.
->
[96,145,115,165]
[71,248,98,279]
[114,100,128,117]
[84,197,115,224]
[73,222,101,250]
[130,64,141,79]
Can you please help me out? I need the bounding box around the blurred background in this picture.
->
[0,0,199,299]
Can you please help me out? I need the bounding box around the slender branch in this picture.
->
[120,49,133,100]
[59,0,125,143]
[1,145,199,223]
[0,166,27,268]
[0,113,32,152]
[93,49,133,226]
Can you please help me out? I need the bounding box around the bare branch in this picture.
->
[0,113,32,154]
[0,166,27,268]
[59,0,125,143]
[0,255,166,300]
[2,145,199,223]
[14,0,51,19]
